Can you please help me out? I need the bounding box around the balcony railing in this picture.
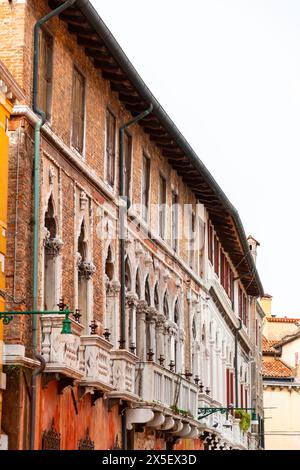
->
[138,362,198,418]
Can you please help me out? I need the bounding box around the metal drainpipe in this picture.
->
[119,104,152,449]
[30,0,76,451]
[234,318,242,408]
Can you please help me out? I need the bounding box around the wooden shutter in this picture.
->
[240,384,244,408]
[106,109,116,185]
[214,236,219,275]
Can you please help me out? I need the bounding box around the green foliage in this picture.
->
[235,409,251,431]
[170,405,193,419]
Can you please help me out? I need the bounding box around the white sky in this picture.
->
[91,0,300,317]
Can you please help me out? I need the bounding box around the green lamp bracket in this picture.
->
[198,406,257,421]
[0,308,73,334]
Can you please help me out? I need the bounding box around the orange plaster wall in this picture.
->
[37,379,121,450]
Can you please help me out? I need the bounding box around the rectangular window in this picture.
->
[142,154,151,221]
[124,131,132,197]
[189,211,196,270]
[214,236,219,276]
[171,191,179,252]
[159,174,167,239]
[255,319,258,346]
[224,258,229,294]
[72,67,85,154]
[239,286,243,319]
[220,252,225,287]
[37,29,53,120]
[243,295,248,327]
[198,218,205,277]
[208,224,213,263]
[230,270,235,307]
[105,108,116,185]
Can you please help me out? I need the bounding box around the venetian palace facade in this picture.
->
[0,0,264,450]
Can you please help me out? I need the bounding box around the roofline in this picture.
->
[72,0,264,295]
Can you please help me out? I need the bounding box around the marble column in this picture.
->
[136,300,148,361]
[155,315,166,362]
[126,292,138,351]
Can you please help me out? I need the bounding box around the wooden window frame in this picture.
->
[105,107,116,186]
[158,173,167,239]
[71,65,86,156]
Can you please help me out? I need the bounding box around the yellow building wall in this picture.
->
[264,386,300,450]
[0,90,12,432]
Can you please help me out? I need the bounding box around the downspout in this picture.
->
[234,318,242,408]
[30,0,76,450]
[119,104,152,450]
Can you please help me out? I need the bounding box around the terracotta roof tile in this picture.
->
[267,317,300,323]
[262,358,294,378]
[262,336,278,353]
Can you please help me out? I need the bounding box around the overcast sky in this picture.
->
[91,0,300,317]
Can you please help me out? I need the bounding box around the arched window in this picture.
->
[192,317,197,340]
[145,275,151,306]
[44,197,58,311]
[78,221,88,330]
[105,245,117,345]
[105,245,114,281]
[163,292,169,318]
[135,269,141,299]
[202,324,206,342]
[174,300,179,325]
[125,255,131,291]
[154,283,159,311]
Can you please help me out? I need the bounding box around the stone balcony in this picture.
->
[79,335,114,392]
[41,316,84,379]
[137,361,199,419]
[108,350,139,401]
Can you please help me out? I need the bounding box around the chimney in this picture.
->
[247,235,260,264]
[261,294,273,318]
